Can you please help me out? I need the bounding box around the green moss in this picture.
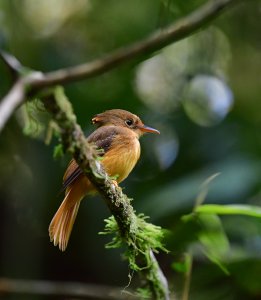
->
[53,143,64,159]
[54,86,76,124]
[100,214,168,298]
[21,99,46,138]
[136,287,153,299]
[100,213,168,258]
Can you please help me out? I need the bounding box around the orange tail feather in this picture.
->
[49,188,83,251]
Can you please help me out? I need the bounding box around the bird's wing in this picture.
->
[61,159,83,192]
[87,126,118,155]
[61,127,118,192]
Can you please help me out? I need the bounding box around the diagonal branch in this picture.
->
[0,0,237,133]
[0,72,44,131]
[0,80,25,130]
[0,51,24,80]
[30,0,235,89]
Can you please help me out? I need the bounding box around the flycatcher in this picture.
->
[49,109,160,251]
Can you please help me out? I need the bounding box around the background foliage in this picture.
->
[0,0,261,299]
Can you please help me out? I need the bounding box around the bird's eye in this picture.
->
[125,119,133,127]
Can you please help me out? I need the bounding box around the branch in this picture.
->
[0,278,137,299]
[0,72,44,131]
[30,0,235,89]
[0,51,24,80]
[0,0,236,132]
[0,80,25,130]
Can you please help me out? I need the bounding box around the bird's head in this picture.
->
[91,109,160,137]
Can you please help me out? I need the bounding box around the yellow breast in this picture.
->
[101,133,141,183]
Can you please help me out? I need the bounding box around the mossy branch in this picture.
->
[42,87,170,299]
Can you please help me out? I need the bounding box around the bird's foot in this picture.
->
[111,179,119,187]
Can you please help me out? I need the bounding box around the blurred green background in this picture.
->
[0,0,261,299]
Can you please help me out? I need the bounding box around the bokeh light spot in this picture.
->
[183,75,233,126]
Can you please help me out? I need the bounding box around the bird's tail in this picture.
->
[49,187,83,251]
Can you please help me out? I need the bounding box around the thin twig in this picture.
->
[0,0,236,132]
[181,253,193,300]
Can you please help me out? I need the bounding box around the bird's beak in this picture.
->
[139,125,160,134]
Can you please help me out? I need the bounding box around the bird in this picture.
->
[49,109,160,251]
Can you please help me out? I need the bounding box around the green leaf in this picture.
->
[53,144,64,159]
[194,173,220,209]
[197,213,230,274]
[172,253,192,274]
[195,204,261,218]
